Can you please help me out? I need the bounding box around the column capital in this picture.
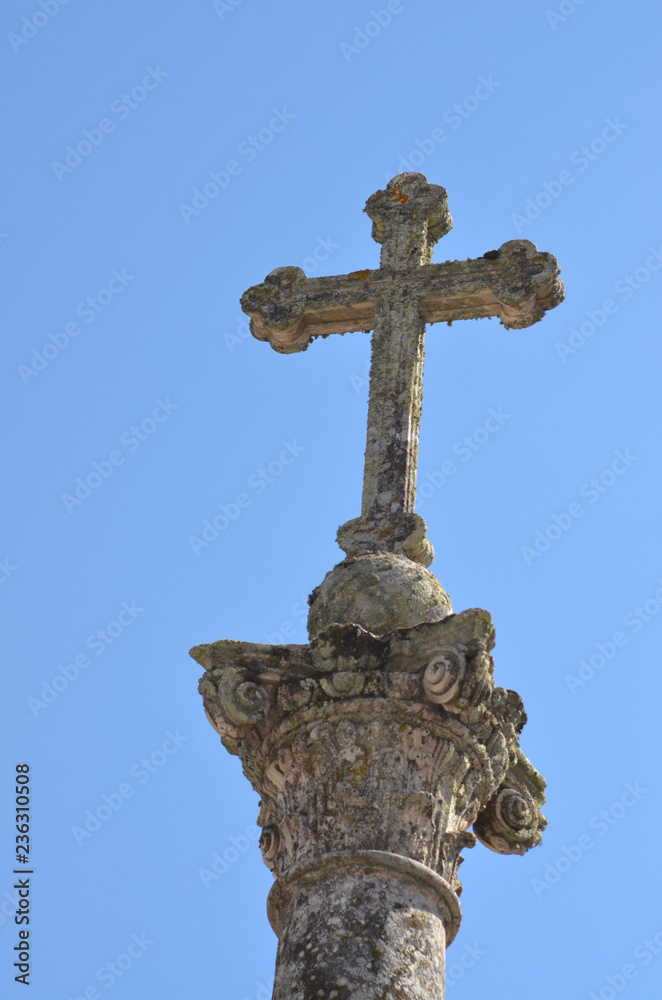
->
[191,605,546,896]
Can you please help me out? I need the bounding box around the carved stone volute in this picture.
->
[191,604,546,893]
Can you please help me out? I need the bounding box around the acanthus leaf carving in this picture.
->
[277,677,317,712]
[319,672,366,698]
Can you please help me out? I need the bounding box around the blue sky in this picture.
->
[2,1,661,997]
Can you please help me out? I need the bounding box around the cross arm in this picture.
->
[240,264,381,354]
[421,239,564,330]
[240,239,564,354]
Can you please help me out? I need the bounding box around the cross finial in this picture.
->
[241,173,564,567]
[365,172,452,269]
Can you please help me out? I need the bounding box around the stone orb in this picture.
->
[307,553,453,638]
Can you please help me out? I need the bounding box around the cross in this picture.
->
[241,172,564,566]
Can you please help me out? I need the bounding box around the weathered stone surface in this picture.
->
[242,173,563,565]
[267,854,458,1000]
[194,173,561,999]
[241,206,564,352]
[191,606,546,880]
[307,550,452,638]
[192,603,546,996]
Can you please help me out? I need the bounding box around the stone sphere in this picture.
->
[307,553,453,638]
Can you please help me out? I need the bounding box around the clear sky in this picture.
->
[2,1,661,998]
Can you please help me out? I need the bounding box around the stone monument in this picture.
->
[190,173,564,999]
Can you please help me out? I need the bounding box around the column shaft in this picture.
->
[268,852,459,1000]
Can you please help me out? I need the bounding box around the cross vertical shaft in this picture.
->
[360,183,441,528]
[348,173,453,563]
[361,288,425,526]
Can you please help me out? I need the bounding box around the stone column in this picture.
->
[191,550,546,1000]
[268,853,459,1000]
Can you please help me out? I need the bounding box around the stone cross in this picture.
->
[241,172,564,566]
[191,174,564,1000]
